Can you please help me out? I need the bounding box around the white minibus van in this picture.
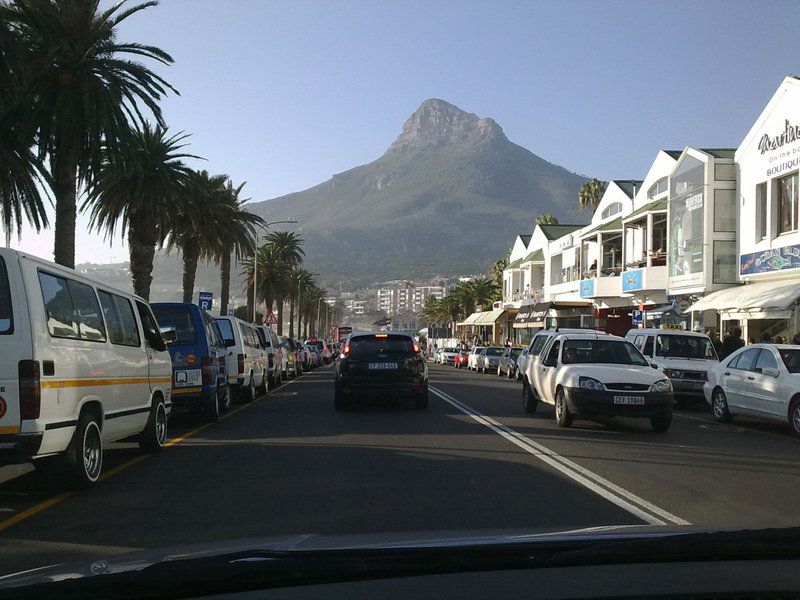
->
[215,316,268,401]
[0,249,173,485]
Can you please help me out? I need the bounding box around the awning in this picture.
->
[457,312,482,326]
[473,309,506,325]
[643,304,676,318]
[581,217,623,238]
[622,199,668,223]
[521,249,544,264]
[513,302,552,326]
[687,280,800,313]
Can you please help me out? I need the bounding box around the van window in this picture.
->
[39,272,106,342]
[203,312,223,348]
[151,305,197,345]
[135,301,165,350]
[99,291,141,347]
[0,256,12,334]
[256,328,269,349]
[642,335,654,356]
[239,323,257,348]
[217,319,235,344]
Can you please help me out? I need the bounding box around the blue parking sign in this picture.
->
[632,309,643,325]
[198,291,213,311]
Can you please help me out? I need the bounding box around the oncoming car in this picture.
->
[334,332,428,410]
[526,333,674,431]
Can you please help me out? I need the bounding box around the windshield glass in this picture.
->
[656,335,717,359]
[510,348,521,358]
[780,349,800,373]
[151,305,197,345]
[348,335,415,357]
[485,347,504,356]
[562,339,650,366]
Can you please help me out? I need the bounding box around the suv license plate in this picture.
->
[613,395,645,405]
[369,363,398,370]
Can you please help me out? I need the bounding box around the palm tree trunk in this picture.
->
[219,252,231,316]
[277,299,284,336]
[181,239,200,303]
[289,299,295,337]
[52,149,78,268]
[128,216,157,301]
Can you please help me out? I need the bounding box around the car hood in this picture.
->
[650,357,718,371]
[3,525,799,596]
[564,364,665,385]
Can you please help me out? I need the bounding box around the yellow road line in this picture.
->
[0,372,308,533]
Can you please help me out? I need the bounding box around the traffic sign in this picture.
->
[198,291,212,311]
[227,308,235,317]
[631,309,643,325]
[264,309,278,325]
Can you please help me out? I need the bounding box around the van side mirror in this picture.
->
[762,366,780,378]
[224,338,236,348]
[159,327,177,344]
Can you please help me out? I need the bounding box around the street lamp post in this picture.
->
[252,219,297,323]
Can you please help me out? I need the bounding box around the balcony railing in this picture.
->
[505,288,544,303]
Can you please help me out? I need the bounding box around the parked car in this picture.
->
[498,347,522,378]
[705,343,800,437]
[467,346,486,370]
[0,248,172,485]
[439,347,459,365]
[626,328,718,402]
[294,338,307,374]
[454,349,470,368]
[515,346,531,380]
[278,336,300,378]
[526,332,673,431]
[477,346,505,373]
[304,342,320,368]
[215,316,268,402]
[334,332,428,410]
[152,302,231,422]
[256,325,282,386]
[432,347,443,363]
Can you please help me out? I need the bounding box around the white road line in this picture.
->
[430,385,689,526]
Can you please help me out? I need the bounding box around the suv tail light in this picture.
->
[342,344,350,356]
[413,342,420,353]
[237,353,245,375]
[19,360,41,420]
[201,356,214,386]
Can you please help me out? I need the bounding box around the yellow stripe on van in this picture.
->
[171,387,203,395]
[0,426,19,434]
[41,376,172,389]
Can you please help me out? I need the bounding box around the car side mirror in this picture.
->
[159,327,177,344]
[224,338,236,348]
[762,367,780,378]
[649,362,659,369]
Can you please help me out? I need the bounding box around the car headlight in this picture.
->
[578,377,605,391]
[663,368,682,379]
[651,379,673,393]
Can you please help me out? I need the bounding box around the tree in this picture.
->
[286,267,314,338]
[459,278,500,313]
[536,214,559,224]
[4,0,178,268]
[491,257,507,288]
[264,230,304,335]
[85,124,195,300]
[0,19,48,243]
[578,179,607,212]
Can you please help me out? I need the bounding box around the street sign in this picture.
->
[264,309,278,325]
[198,291,212,311]
[227,308,235,317]
[631,309,643,325]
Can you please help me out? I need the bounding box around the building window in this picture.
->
[714,163,736,181]
[777,172,799,234]
[713,189,736,232]
[712,240,737,284]
[669,155,705,280]
[647,177,668,199]
[601,202,622,219]
[756,182,768,240]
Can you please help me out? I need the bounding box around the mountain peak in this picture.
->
[387,98,506,153]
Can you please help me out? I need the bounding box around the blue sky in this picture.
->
[10,0,800,262]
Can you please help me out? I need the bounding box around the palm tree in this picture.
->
[578,179,607,212]
[287,267,314,338]
[85,124,196,300]
[210,180,262,316]
[536,214,559,224]
[459,278,500,313]
[491,258,507,288]
[0,19,48,243]
[241,242,282,324]
[3,0,177,268]
[265,230,304,335]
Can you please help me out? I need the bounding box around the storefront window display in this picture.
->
[669,155,705,282]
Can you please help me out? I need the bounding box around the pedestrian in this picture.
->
[760,332,773,344]
[774,335,785,345]
[706,328,722,355]
[720,326,744,359]
[793,332,800,346]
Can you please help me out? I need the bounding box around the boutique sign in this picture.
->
[758,119,800,155]
[740,243,800,275]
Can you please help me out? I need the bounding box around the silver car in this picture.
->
[478,346,505,373]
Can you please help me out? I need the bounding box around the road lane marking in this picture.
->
[430,385,689,526]
[0,371,312,533]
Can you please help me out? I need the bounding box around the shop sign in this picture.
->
[758,119,800,155]
[740,243,800,275]
[558,237,573,250]
[579,279,595,297]
[673,296,692,316]
[622,268,643,292]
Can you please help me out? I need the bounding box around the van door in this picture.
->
[0,254,25,436]
[135,301,172,416]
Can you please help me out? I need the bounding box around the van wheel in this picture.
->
[71,413,103,486]
[555,389,573,428]
[522,379,538,414]
[256,373,267,396]
[140,397,168,451]
[218,384,232,412]
[242,377,256,403]
[205,392,220,423]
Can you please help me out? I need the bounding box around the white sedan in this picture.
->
[705,343,800,437]
[467,347,486,371]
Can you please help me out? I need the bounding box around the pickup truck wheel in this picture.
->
[555,389,573,428]
[522,379,538,414]
[140,398,168,450]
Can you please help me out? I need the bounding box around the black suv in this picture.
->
[334,332,428,410]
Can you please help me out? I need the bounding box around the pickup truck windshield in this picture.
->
[562,339,650,366]
[656,335,717,360]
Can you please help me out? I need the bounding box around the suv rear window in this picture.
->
[152,305,197,345]
[0,257,12,334]
[348,334,415,358]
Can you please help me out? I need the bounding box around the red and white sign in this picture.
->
[263,310,278,325]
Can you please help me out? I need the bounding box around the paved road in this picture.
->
[0,362,798,575]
